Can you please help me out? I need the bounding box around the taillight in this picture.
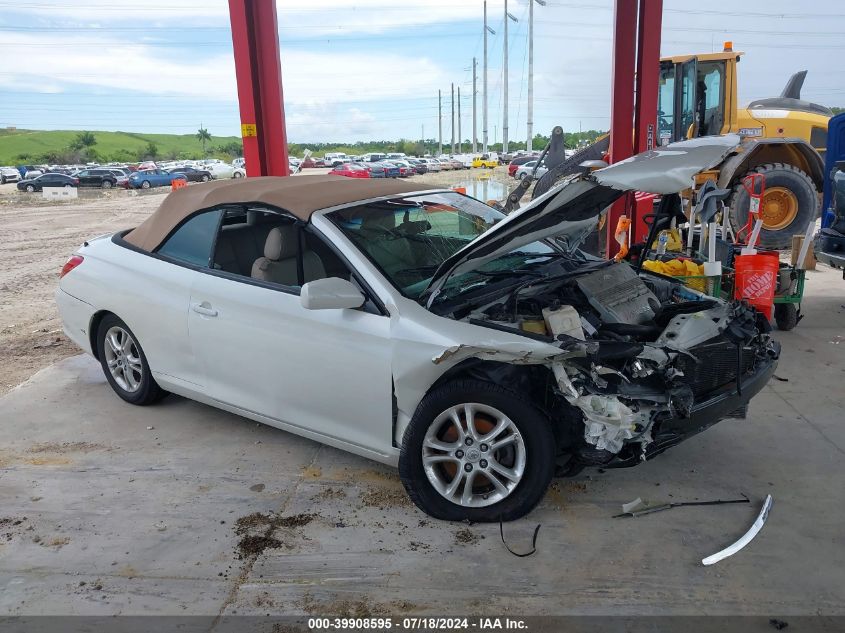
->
[60,255,84,279]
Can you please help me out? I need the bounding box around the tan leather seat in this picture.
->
[358,213,415,276]
[251,226,326,286]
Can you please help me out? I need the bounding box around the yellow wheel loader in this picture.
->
[534,43,831,249]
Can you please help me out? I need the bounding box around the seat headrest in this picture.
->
[264,226,298,261]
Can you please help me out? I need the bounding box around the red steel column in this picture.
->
[629,0,663,245]
[229,0,290,177]
[634,0,662,155]
[605,0,638,258]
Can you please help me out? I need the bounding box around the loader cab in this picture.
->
[658,49,740,144]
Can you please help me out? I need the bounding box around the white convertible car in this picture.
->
[56,136,779,521]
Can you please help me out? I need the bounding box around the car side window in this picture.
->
[209,206,353,293]
[157,209,222,267]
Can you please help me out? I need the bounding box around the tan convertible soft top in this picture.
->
[123,175,425,251]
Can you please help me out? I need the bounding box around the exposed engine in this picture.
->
[461,262,780,467]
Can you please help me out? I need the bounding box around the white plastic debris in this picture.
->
[702,494,773,566]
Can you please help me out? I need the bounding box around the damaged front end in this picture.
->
[438,263,780,474]
[420,135,779,474]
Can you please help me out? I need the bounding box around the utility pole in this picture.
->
[527,0,546,152]
[458,86,462,153]
[438,90,442,156]
[472,57,478,153]
[483,1,494,154]
[503,2,518,155]
[450,82,455,154]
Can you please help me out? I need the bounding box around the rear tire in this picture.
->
[729,163,818,250]
[399,379,555,522]
[102,180,113,189]
[774,303,799,331]
[96,314,166,406]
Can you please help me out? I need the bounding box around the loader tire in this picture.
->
[729,163,818,251]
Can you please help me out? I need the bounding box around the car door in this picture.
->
[76,170,93,187]
[153,169,169,186]
[146,207,224,388]
[41,174,64,188]
[186,208,395,455]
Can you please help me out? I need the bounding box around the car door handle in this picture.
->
[191,302,218,317]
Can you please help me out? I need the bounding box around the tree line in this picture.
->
[13,128,606,164]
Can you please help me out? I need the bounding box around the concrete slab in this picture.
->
[1,267,844,618]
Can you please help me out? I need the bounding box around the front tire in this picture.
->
[26,184,35,192]
[102,180,113,189]
[399,379,555,522]
[202,174,210,182]
[140,180,151,189]
[96,314,166,406]
[729,163,818,250]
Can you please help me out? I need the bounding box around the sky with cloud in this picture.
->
[1,0,843,144]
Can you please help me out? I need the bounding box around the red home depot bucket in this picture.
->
[733,252,779,320]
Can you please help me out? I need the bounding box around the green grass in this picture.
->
[0,129,242,164]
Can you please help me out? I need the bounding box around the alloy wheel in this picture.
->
[103,326,143,393]
[422,403,526,508]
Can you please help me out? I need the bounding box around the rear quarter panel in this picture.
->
[58,235,200,385]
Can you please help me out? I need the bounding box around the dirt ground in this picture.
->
[0,167,516,396]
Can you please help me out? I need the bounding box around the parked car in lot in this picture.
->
[389,160,416,177]
[329,163,371,179]
[406,158,427,174]
[203,162,237,179]
[75,168,119,189]
[325,153,351,167]
[514,161,549,181]
[128,169,187,189]
[373,161,400,178]
[360,163,385,178]
[55,138,780,522]
[508,154,540,178]
[169,166,213,183]
[1,166,21,184]
[421,158,441,172]
[472,154,499,169]
[18,173,78,192]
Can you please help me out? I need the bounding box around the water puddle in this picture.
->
[452,176,510,202]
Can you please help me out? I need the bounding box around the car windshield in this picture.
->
[327,192,557,301]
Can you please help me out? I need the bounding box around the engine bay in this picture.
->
[453,262,780,466]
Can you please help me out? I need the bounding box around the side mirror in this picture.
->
[300,277,365,310]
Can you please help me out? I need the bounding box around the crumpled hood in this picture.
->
[423,135,740,305]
